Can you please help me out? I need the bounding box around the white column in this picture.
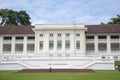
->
[23,36,27,54]
[95,35,98,54]
[34,32,38,54]
[11,36,15,54]
[80,30,86,54]
[107,35,111,54]
[54,34,57,51]
[0,36,3,55]
[62,33,65,51]
[44,33,49,52]
[71,32,75,54]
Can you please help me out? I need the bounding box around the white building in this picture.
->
[0,23,120,70]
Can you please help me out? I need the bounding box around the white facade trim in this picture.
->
[0,23,120,70]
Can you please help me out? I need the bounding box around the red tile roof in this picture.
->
[0,24,120,34]
[86,24,120,33]
[0,26,34,34]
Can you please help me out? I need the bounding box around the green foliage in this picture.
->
[115,61,120,66]
[108,15,120,24]
[0,70,120,80]
[0,9,31,26]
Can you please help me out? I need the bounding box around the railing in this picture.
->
[86,50,95,53]
[15,51,23,54]
[16,40,23,42]
[27,39,35,42]
[98,50,107,53]
[111,39,119,41]
[86,39,94,42]
[27,51,34,53]
[98,39,106,41]
[0,55,114,62]
[3,51,11,54]
[111,50,120,53]
[3,40,12,43]
[0,54,115,66]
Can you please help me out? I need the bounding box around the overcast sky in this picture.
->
[0,0,120,25]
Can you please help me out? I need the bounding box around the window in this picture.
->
[86,43,94,51]
[65,40,70,49]
[111,35,119,39]
[98,36,106,39]
[16,36,24,40]
[3,36,12,40]
[114,56,118,60]
[76,41,80,49]
[40,34,43,37]
[98,43,107,51]
[39,41,43,49]
[3,44,11,52]
[27,44,34,52]
[15,44,23,52]
[27,36,35,39]
[111,43,119,51]
[76,33,80,37]
[58,33,61,37]
[57,40,62,49]
[86,36,94,39]
[50,34,53,37]
[66,33,70,37]
[102,56,105,59]
[49,40,54,49]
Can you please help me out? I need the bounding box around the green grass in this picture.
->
[0,70,120,80]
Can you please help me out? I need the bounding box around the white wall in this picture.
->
[86,33,120,56]
[0,59,115,70]
[0,63,25,70]
[0,34,35,55]
[35,24,87,55]
[88,63,115,70]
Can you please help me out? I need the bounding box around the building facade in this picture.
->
[0,24,120,70]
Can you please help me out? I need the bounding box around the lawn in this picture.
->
[0,70,120,80]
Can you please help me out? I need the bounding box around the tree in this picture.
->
[108,15,120,24]
[0,9,31,26]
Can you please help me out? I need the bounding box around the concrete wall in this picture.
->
[0,63,25,70]
[88,63,115,70]
[0,59,115,70]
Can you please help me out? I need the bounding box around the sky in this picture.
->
[0,0,120,25]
